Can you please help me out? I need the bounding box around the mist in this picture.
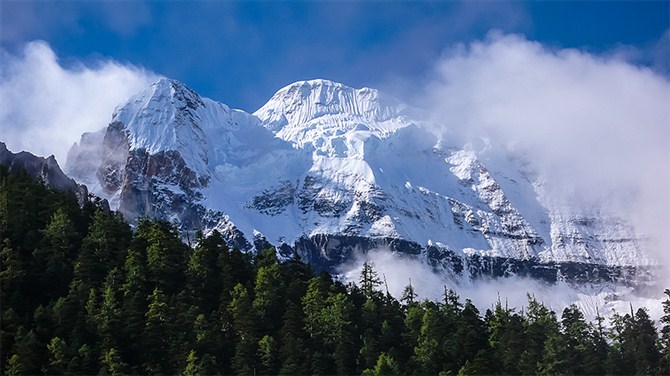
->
[1,36,666,313]
[0,41,158,164]
[338,248,666,323]
[340,33,669,320]
[418,33,670,272]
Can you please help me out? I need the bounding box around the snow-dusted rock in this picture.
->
[65,78,655,284]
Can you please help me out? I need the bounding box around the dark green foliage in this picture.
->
[633,307,662,374]
[363,352,402,376]
[1,169,668,375]
[660,289,670,375]
[99,347,128,376]
[360,260,382,298]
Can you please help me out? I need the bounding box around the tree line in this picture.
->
[2,166,670,375]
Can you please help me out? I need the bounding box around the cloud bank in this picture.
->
[339,249,666,323]
[1,35,666,301]
[339,33,669,317]
[422,33,670,267]
[0,41,158,164]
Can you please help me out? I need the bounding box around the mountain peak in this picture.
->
[136,77,205,111]
[254,78,421,144]
[1,142,88,202]
[276,79,360,97]
[65,77,654,280]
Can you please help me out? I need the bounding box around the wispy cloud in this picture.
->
[0,41,158,164]
[421,32,670,271]
[339,248,666,322]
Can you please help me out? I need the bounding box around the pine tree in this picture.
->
[33,208,78,300]
[443,287,463,318]
[182,350,204,376]
[606,310,636,375]
[278,301,309,376]
[558,304,588,374]
[441,288,463,372]
[660,289,670,375]
[97,269,123,349]
[45,336,69,375]
[0,307,20,371]
[455,299,488,370]
[254,260,285,334]
[66,343,96,374]
[119,247,148,367]
[142,287,171,374]
[632,307,662,374]
[583,310,608,375]
[457,349,493,376]
[75,209,131,289]
[359,297,382,370]
[400,279,418,307]
[0,239,26,315]
[377,295,406,361]
[230,283,258,375]
[142,220,187,294]
[7,328,44,375]
[302,277,327,339]
[186,233,222,313]
[220,246,254,294]
[360,260,382,298]
[413,304,446,375]
[519,295,560,375]
[537,326,567,375]
[257,335,279,375]
[99,347,129,375]
[191,313,216,356]
[487,300,524,374]
[402,303,424,372]
[4,355,21,376]
[363,352,402,376]
[324,292,356,375]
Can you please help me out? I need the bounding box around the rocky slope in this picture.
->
[1,142,88,204]
[65,78,656,284]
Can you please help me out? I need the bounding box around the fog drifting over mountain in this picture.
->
[418,33,669,282]
[0,40,158,165]
[2,35,668,311]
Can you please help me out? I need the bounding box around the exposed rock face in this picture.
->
[1,142,88,204]
[286,233,651,287]
[65,78,655,286]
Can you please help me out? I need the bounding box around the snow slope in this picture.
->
[65,78,655,271]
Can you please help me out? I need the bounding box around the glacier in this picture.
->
[65,78,659,286]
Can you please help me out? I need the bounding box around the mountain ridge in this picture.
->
[63,77,655,284]
[1,142,89,205]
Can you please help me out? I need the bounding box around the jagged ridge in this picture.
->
[64,78,655,283]
[1,142,89,205]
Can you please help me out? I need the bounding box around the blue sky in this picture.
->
[1,1,668,111]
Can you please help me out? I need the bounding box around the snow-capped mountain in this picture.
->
[65,78,655,284]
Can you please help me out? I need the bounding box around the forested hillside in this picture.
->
[1,166,669,375]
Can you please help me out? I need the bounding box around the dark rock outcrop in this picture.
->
[0,142,88,205]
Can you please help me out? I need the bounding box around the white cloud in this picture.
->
[422,32,670,269]
[0,41,159,164]
[339,248,665,323]
[344,33,669,317]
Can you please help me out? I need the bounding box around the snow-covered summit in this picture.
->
[66,78,655,278]
[255,79,415,126]
[254,79,426,157]
[109,78,274,176]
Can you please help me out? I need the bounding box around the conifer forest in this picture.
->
[2,167,669,375]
